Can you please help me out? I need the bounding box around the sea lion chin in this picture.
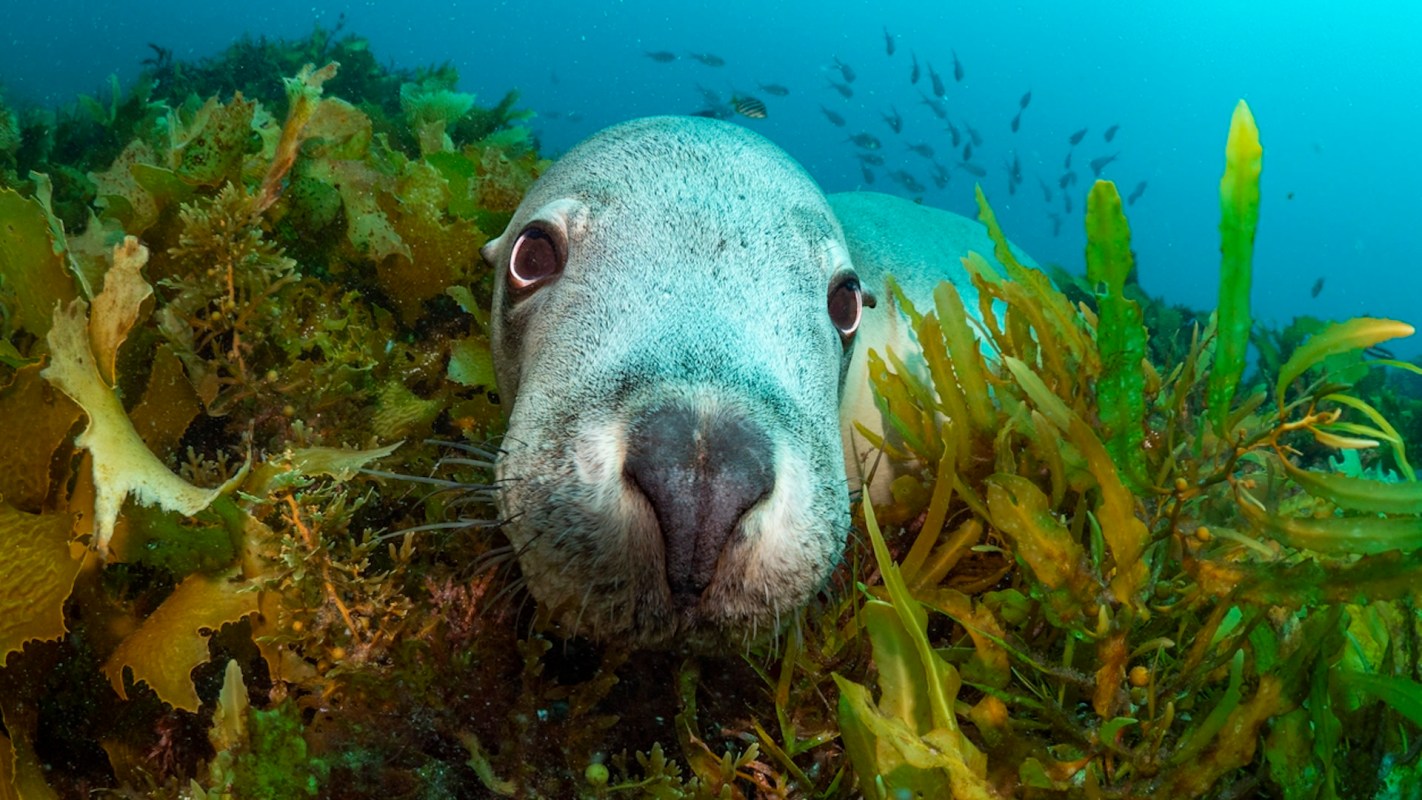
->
[483,117,856,647]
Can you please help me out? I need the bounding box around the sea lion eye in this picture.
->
[508,225,563,290]
[828,276,863,339]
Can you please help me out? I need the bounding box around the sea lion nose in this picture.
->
[624,404,775,599]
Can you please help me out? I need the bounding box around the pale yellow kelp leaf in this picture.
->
[0,708,59,800]
[87,236,153,385]
[103,569,259,713]
[0,505,82,664]
[41,241,247,555]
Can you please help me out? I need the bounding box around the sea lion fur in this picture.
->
[481,116,1031,647]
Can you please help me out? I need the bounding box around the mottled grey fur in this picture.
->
[483,116,1029,647]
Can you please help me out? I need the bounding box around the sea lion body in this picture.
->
[482,116,1030,646]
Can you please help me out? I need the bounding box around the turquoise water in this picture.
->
[2,0,1418,352]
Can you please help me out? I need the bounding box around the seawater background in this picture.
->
[3,0,1419,356]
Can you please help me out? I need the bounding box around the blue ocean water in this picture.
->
[3,0,1418,356]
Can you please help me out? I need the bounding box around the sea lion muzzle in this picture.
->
[624,402,775,602]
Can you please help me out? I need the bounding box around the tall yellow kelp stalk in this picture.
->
[836,100,1422,799]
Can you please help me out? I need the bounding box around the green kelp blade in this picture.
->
[1206,100,1262,436]
[1274,317,1415,403]
[1336,670,1422,729]
[1084,179,1148,490]
[1069,417,1149,605]
[1002,356,1072,431]
[1280,456,1422,515]
[1326,393,1415,481]
[862,599,934,734]
[985,474,1095,619]
[932,281,995,434]
[1238,487,1422,554]
[862,497,954,734]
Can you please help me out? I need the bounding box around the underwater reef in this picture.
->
[2,25,1422,800]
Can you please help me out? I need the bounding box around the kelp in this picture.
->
[844,98,1422,798]
[1205,100,1262,437]
[2,31,1421,799]
[1084,180,1147,490]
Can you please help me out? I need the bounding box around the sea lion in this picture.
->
[481,116,1030,647]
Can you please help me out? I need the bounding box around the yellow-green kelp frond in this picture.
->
[844,99,1422,798]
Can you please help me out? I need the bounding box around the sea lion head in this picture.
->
[482,116,864,647]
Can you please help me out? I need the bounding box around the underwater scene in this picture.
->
[1,1,1420,798]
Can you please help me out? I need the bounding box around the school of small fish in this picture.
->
[617,30,1153,241]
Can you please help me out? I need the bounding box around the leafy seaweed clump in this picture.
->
[2,27,1421,799]
[835,100,1422,798]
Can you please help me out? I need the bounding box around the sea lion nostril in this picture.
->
[624,404,776,598]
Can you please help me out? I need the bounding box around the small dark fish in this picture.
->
[1104,124,1120,142]
[884,27,896,56]
[1127,180,1147,205]
[957,161,987,178]
[1311,277,1325,298]
[1058,171,1078,189]
[694,84,722,106]
[928,62,946,98]
[882,106,904,134]
[910,52,920,84]
[963,142,973,161]
[689,52,726,67]
[758,82,790,97]
[731,95,768,119]
[1064,193,1073,214]
[849,132,882,150]
[919,92,947,120]
[965,123,983,147]
[1069,128,1088,146]
[952,49,964,81]
[945,120,961,147]
[891,170,925,193]
[857,152,885,166]
[645,51,677,63]
[833,57,857,83]
[930,162,950,189]
[820,106,846,127]
[1010,111,1021,133]
[1063,150,1073,169]
[1090,153,1119,177]
[827,78,854,98]
[690,106,733,120]
[1019,90,1032,109]
[907,142,934,159]
[1010,151,1022,185]
[1037,176,1053,203]
[862,165,877,184]
[1048,212,1063,237]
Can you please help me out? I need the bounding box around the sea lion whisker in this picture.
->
[434,456,498,470]
[423,438,506,459]
[359,468,495,490]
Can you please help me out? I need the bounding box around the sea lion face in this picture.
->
[484,117,861,647]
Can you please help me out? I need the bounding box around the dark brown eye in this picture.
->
[828,276,862,339]
[508,226,563,290]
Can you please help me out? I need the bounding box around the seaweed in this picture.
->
[837,99,1422,798]
[1,27,1420,799]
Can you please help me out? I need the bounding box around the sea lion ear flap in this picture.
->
[480,235,504,269]
[861,288,878,309]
